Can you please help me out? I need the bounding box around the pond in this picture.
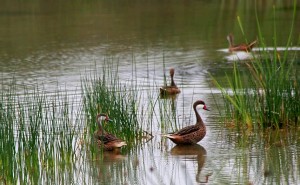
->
[0,0,300,184]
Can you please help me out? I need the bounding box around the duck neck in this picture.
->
[170,75,176,86]
[194,106,203,126]
[97,121,106,136]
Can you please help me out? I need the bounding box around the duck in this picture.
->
[227,34,257,53]
[94,113,127,151]
[160,68,181,96]
[163,100,209,145]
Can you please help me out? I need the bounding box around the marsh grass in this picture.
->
[0,81,81,184]
[81,56,189,156]
[212,1,300,130]
[82,59,144,152]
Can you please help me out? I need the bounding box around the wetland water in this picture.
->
[0,0,300,184]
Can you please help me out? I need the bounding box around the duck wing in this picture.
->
[97,133,119,144]
[172,125,198,136]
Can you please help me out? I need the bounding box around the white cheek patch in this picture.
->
[196,104,204,110]
[98,116,107,122]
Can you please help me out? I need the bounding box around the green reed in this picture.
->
[0,81,81,184]
[213,63,256,129]
[82,59,143,152]
[212,1,299,130]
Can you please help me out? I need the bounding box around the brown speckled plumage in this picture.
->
[94,113,127,151]
[165,100,209,145]
[160,68,181,95]
[227,34,257,53]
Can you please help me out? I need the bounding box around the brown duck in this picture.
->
[160,68,181,95]
[227,34,257,53]
[164,100,209,145]
[94,113,127,151]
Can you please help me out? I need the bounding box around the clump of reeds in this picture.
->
[213,2,299,130]
[82,59,143,151]
[0,81,81,184]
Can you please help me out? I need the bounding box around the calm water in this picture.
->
[1,0,300,184]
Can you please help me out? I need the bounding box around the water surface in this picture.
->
[0,0,300,184]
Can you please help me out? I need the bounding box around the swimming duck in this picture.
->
[227,34,257,52]
[160,68,181,95]
[94,113,127,151]
[164,100,209,145]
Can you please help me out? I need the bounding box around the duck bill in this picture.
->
[203,105,210,111]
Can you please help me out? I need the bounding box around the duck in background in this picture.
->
[227,34,257,52]
[160,68,181,96]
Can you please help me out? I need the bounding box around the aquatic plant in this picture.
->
[213,1,300,130]
[0,81,81,184]
[82,59,144,152]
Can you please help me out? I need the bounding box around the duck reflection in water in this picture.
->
[171,144,211,183]
[91,149,127,182]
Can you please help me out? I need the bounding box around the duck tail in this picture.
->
[248,39,258,49]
